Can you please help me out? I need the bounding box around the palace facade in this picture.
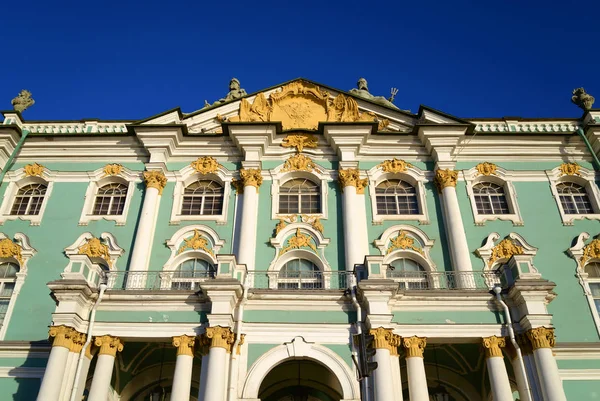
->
[0,79,599,401]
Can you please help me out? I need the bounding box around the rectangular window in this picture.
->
[590,283,600,314]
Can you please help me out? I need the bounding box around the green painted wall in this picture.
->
[247,343,278,369]
[563,380,600,400]
[244,310,356,324]
[392,310,502,324]
[95,310,207,323]
[0,377,41,400]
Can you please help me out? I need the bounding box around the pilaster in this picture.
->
[358,279,397,327]
[506,278,557,330]
[201,278,243,328]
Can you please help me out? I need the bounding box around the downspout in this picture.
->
[69,283,108,401]
[227,277,249,401]
[576,127,600,171]
[493,286,532,401]
[0,130,29,186]
[350,276,370,401]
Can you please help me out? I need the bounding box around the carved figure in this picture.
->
[281,228,317,254]
[178,229,213,256]
[475,162,497,176]
[0,238,23,265]
[379,158,412,174]
[281,134,318,153]
[571,88,595,111]
[208,78,248,107]
[558,162,581,177]
[11,90,35,113]
[281,153,318,172]
[78,237,111,266]
[387,231,423,255]
[489,238,523,267]
[191,157,220,175]
[348,78,399,109]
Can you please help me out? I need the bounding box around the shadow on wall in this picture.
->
[12,340,50,400]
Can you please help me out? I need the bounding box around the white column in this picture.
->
[236,169,261,270]
[87,335,124,401]
[37,326,77,401]
[370,328,400,401]
[72,344,96,401]
[128,171,166,275]
[527,328,566,401]
[390,353,404,401]
[403,336,429,401]
[507,342,533,401]
[339,168,369,271]
[483,336,513,401]
[60,332,86,400]
[198,327,235,401]
[171,335,195,401]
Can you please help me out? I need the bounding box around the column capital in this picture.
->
[369,327,401,355]
[143,170,168,194]
[516,333,533,355]
[526,327,555,350]
[338,168,367,194]
[482,335,506,358]
[94,335,124,357]
[201,326,235,352]
[434,168,458,192]
[69,331,87,353]
[239,168,263,189]
[48,325,78,349]
[403,335,427,358]
[172,335,196,357]
[85,342,98,360]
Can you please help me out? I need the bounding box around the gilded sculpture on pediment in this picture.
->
[191,157,220,175]
[475,162,497,176]
[572,88,595,111]
[488,238,523,267]
[379,158,412,174]
[281,153,318,172]
[0,238,23,265]
[349,78,399,110]
[282,134,318,153]
[558,162,581,177]
[11,90,35,113]
[178,229,214,256]
[103,164,123,177]
[78,237,112,266]
[387,231,423,255]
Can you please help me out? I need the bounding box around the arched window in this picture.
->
[181,180,224,216]
[277,258,322,289]
[387,258,428,289]
[473,182,509,215]
[170,258,216,290]
[585,262,600,315]
[557,182,594,214]
[10,184,47,216]
[279,179,320,214]
[375,180,419,215]
[0,262,19,329]
[93,183,128,215]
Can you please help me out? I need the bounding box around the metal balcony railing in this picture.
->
[385,270,501,290]
[246,270,352,290]
[104,270,215,291]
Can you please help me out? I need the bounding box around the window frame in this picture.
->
[271,171,329,220]
[549,167,600,225]
[278,177,322,215]
[169,257,217,291]
[170,173,231,225]
[569,234,600,336]
[0,177,54,226]
[180,180,225,216]
[80,176,135,226]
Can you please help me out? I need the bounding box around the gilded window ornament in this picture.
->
[239,169,263,190]
[102,164,123,177]
[526,327,555,350]
[386,231,423,255]
[0,237,23,265]
[172,335,196,357]
[275,215,297,235]
[482,335,506,358]
[202,326,235,352]
[24,163,45,177]
[488,238,523,267]
[78,237,112,267]
[338,168,368,194]
[434,169,458,192]
[191,156,220,175]
[403,336,427,358]
[558,162,581,176]
[178,229,214,256]
[475,162,497,176]
[143,171,168,194]
[579,238,600,266]
[94,335,124,356]
[301,215,324,234]
[379,158,412,174]
[280,228,317,254]
[369,327,401,354]
[282,134,318,153]
[281,153,318,172]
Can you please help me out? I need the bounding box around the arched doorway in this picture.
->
[259,359,343,401]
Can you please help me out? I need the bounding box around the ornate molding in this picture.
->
[48,325,78,349]
[482,335,506,358]
[403,336,427,358]
[526,327,555,350]
[69,332,87,353]
[94,335,124,357]
[143,171,168,195]
[202,326,235,352]
[239,169,263,190]
[172,335,196,357]
[282,134,318,153]
[379,158,412,174]
[580,238,600,266]
[488,238,523,267]
[23,163,45,177]
[369,327,401,355]
[558,162,581,177]
[191,156,220,175]
[78,237,112,267]
[102,164,123,177]
[475,162,497,176]
[281,153,318,172]
[338,168,367,194]
[0,237,23,265]
[386,231,423,255]
[281,228,317,255]
[177,229,214,256]
[434,169,458,192]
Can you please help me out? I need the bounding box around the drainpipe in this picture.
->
[0,130,29,187]
[493,286,532,401]
[576,127,600,171]
[227,276,249,401]
[350,276,370,401]
[69,283,108,401]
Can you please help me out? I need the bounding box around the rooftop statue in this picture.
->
[11,90,35,113]
[205,78,248,108]
[572,87,595,111]
[349,78,399,109]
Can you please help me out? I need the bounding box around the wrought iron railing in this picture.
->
[246,270,352,290]
[104,271,215,291]
[385,270,501,290]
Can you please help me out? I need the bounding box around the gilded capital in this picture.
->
[239,168,263,190]
[85,343,97,360]
[338,168,368,194]
[143,170,168,195]
[172,335,196,357]
[434,169,458,192]
[482,335,506,358]
[526,327,555,350]
[94,335,124,357]
[48,325,78,349]
[369,327,401,355]
[69,332,87,353]
[403,336,427,358]
[202,326,235,352]
[516,333,533,355]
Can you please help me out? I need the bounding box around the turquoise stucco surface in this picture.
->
[563,380,600,400]
[0,377,41,400]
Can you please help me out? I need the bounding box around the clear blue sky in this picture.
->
[2,0,598,121]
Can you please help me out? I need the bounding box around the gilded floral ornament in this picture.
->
[475,162,497,176]
[275,215,297,235]
[386,231,423,255]
[0,238,23,265]
[231,179,244,194]
[78,237,112,266]
[191,156,220,175]
[143,171,168,195]
[580,238,600,266]
[338,168,368,194]
[434,169,458,192]
[301,215,324,234]
[282,134,318,153]
[102,164,123,177]
[281,228,317,254]
[178,229,214,256]
[379,158,412,174]
[281,153,318,172]
[558,162,581,177]
[488,238,523,267]
[24,163,45,177]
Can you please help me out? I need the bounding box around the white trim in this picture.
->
[164,225,225,267]
[0,366,45,379]
[373,225,436,271]
[547,166,600,225]
[366,163,429,224]
[267,223,331,269]
[475,232,539,272]
[0,174,54,226]
[559,369,600,380]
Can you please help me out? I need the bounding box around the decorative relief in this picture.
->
[78,237,112,266]
[282,134,318,153]
[172,335,196,357]
[475,162,497,176]
[526,327,555,350]
[434,169,458,192]
[236,334,246,355]
[239,169,263,190]
[275,215,297,235]
[558,162,581,177]
[281,153,318,172]
[94,335,124,357]
[580,238,600,266]
[281,228,317,255]
[24,163,45,177]
[191,156,220,175]
[228,80,382,131]
[369,327,401,354]
[48,325,78,349]
[143,171,168,195]
[403,336,427,358]
[203,326,235,352]
[178,229,214,256]
[338,168,368,194]
[0,237,23,265]
[482,335,506,358]
[70,332,87,353]
[302,215,324,234]
[379,158,412,174]
[11,90,35,113]
[274,215,324,236]
[488,238,523,267]
[386,231,423,255]
[102,164,123,177]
